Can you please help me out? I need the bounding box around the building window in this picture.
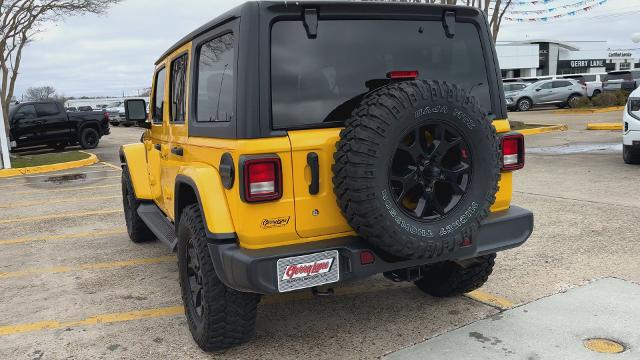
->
[196,32,234,122]
[619,62,631,71]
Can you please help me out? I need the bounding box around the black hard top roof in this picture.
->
[155,0,477,65]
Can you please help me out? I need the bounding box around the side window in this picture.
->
[196,32,234,122]
[539,82,552,89]
[153,67,166,124]
[170,54,188,123]
[553,81,572,88]
[15,105,37,120]
[35,103,60,116]
[584,75,596,82]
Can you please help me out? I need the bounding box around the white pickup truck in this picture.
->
[623,87,640,164]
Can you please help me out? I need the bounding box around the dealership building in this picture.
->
[496,39,639,78]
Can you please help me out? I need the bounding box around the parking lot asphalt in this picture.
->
[1,111,638,359]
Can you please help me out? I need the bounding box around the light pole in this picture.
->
[0,111,11,169]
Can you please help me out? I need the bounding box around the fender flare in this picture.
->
[119,144,153,199]
[175,166,236,242]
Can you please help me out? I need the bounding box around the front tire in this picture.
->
[79,127,100,149]
[517,98,532,111]
[178,204,260,351]
[122,166,155,243]
[414,254,496,297]
[623,145,640,164]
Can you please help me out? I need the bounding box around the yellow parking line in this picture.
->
[0,195,121,209]
[0,209,122,225]
[465,290,514,310]
[0,255,175,279]
[0,175,121,189]
[101,161,122,170]
[11,184,119,195]
[0,306,185,336]
[0,228,126,245]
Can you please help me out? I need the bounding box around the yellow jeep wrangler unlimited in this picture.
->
[120,1,533,351]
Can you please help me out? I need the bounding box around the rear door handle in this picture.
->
[171,146,183,156]
[307,152,319,195]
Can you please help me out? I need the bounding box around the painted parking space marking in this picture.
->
[0,306,185,336]
[0,209,122,225]
[0,255,175,279]
[11,184,119,195]
[465,290,514,310]
[100,161,122,170]
[0,195,121,209]
[0,228,126,245]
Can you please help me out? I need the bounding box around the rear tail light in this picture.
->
[242,156,282,202]
[501,133,525,171]
[387,70,419,79]
[360,250,375,265]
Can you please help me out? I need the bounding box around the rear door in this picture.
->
[11,104,41,146]
[145,66,167,211]
[534,81,553,103]
[271,17,495,238]
[34,103,69,140]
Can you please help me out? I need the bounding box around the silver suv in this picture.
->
[506,79,587,111]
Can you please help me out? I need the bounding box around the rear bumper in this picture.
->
[208,205,533,294]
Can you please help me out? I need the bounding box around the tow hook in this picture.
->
[383,266,422,282]
[312,286,335,297]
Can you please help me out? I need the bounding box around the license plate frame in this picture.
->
[276,250,340,292]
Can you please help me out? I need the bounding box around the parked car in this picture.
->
[77,105,94,111]
[503,82,528,93]
[503,76,553,84]
[559,73,606,97]
[119,1,532,351]
[506,79,587,111]
[105,101,131,127]
[66,107,78,112]
[8,101,110,150]
[623,87,640,164]
[603,70,640,92]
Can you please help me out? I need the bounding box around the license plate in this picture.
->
[276,250,340,292]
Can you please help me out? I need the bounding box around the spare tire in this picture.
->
[332,80,500,259]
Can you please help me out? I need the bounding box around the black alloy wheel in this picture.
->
[390,123,471,222]
[186,238,205,319]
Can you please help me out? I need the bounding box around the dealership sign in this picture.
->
[609,52,632,58]
[559,59,606,69]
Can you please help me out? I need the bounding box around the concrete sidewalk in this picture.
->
[386,278,639,360]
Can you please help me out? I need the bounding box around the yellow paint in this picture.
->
[0,228,125,245]
[0,195,120,209]
[583,338,625,353]
[0,153,98,178]
[121,143,154,199]
[492,119,511,133]
[491,172,512,212]
[0,209,122,225]
[100,161,122,170]
[11,183,119,195]
[518,124,568,136]
[0,306,184,336]
[586,123,623,130]
[0,256,174,279]
[465,289,514,310]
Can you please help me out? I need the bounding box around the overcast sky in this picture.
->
[12,0,640,98]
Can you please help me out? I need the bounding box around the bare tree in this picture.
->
[1,0,121,137]
[23,84,55,100]
[366,0,512,41]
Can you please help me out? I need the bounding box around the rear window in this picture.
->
[606,72,632,81]
[271,19,492,129]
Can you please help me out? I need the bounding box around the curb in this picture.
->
[0,151,98,178]
[554,106,625,114]
[586,123,622,131]
[517,124,568,136]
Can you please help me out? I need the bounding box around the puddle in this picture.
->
[44,173,87,184]
[527,143,622,155]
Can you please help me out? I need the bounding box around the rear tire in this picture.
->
[567,94,581,108]
[623,145,640,164]
[178,204,260,351]
[122,166,155,243]
[79,127,100,149]
[517,98,532,111]
[592,89,601,97]
[414,254,496,297]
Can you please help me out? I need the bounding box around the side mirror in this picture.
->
[124,99,150,129]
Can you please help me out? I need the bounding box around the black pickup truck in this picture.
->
[8,101,110,150]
